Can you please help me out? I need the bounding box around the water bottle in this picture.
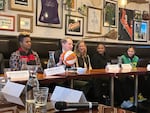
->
[47,51,56,68]
[117,56,122,68]
[25,66,39,113]
[21,58,28,70]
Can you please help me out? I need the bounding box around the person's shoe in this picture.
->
[138,93,147,102]
[121,100,133,108]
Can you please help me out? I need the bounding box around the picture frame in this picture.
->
[10,0,33,12]
[17,14,33,33]
[65,15,84,36]
[133,20,149,42]
[0,14,15,31]
[65,0,77,11]
[103,0,117,27]
[36,0,63,29]
[0,0,4,10]
[87,6,102,34]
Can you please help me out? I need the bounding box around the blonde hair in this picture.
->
[74,40,87,57]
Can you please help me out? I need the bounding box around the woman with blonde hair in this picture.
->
[74,40,92,70]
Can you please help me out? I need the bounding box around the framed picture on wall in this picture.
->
[0,0,4,10]
[103,0,117,27]
[65,15,84,36]
[10,0,33,12]
[65,0,77,11]
[36,0,63,28]
[0,14,15,31]
[87,6,102,34]
[133,20,149,42]
[17,14,33,33]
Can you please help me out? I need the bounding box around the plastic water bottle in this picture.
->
[25,68,39,113]
[21,58,28,70]
[47,51,56,68]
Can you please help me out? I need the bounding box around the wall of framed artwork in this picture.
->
[10,0,33,12]
[0,14,15,31]
[87,6,102,34]
[17,14,33,33]
[36,0,63,29]
[0,0,4,10]
[65,15,84,36]
[103,0,117,27]
[133,20,149,42]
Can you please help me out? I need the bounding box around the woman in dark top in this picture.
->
[92,43,110,69]
[90,43,110,104]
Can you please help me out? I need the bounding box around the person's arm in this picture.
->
[9,52,20,71]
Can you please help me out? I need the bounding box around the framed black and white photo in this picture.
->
[133,20,149,42]
[65,15,84,36]
[103,0,117,27]
[36,0,63,28]
[87,6,102,34]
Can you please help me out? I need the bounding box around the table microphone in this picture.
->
[55,101,99,110]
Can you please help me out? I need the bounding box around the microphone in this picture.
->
[55,101,99,110]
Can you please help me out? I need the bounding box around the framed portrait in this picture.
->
[103,0,117,27]
[87,6,102,34]
[0,0,4,10]
[65,0,77,11]
[133,20,149,42]
[36,0,63,28]
[65,15,84,36]
[17,14,33,33]
[10,0,33,12]
[0,14,15,31]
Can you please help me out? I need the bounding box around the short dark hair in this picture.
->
[18,33,30,42]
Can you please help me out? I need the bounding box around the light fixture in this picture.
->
[118,0,127,8]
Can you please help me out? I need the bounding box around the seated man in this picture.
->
[9,32,42,71]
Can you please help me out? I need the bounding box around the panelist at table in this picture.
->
[54,37,73,66]
[9,32,42,71]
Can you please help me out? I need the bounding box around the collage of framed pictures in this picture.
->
[87,7,102,34]
[0,14,15,31]
[65,15,84,36]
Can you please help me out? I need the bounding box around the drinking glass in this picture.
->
[33,87,49,113]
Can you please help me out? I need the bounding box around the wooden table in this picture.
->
[11,67,148,107]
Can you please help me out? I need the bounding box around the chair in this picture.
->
[0,53,4,74]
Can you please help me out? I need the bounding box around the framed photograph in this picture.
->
[0,14,15,31]
[18,14,33,33]
[36,0,63,28]
[65,0,77,11]
[87,6,102,34]
[10,0,33,12]
[65,15,84,36]
[103,0,117,27]
[133,20,149,42]
[0,0,4,10]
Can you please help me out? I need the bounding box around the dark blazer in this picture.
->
[54,50,62,64]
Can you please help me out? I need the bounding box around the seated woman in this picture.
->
[73,40,92,98]
[74,40,92,69]
[117,46,141,106]
[90,43,110,104]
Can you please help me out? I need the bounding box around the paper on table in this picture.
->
[3,93,24,106]
[1,81,25,97]
[51,86,87,103]
[6,70,29,81]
